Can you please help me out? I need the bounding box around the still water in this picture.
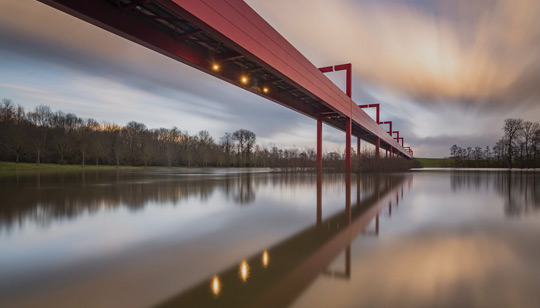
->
[0,169,539,308]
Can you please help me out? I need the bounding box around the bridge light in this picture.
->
[211,276,221,296]
[239,260,250,282]
[263,87,269,93]
[212,63,220,71]
[262,250,269,267]
[241,76,249,84]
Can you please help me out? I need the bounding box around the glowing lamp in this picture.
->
[262,250,269,267]
[211,276,221,296]
[239,260,250,282]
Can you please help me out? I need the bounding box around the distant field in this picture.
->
[0,162,142,176]
[414,158,453,168]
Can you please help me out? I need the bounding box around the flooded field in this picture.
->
[0,169,539,308]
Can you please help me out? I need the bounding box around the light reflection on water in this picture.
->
[0,170,539,308]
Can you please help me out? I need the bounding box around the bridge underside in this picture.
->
[37,0,412,164]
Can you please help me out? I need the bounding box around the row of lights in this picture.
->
[212,63,269,94]
[211,250,270,296]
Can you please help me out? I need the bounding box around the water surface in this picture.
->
[0,169,539,307]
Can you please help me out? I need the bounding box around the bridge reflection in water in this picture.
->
[156,173,412,308]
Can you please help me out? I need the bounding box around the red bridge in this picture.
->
[38,0,413,171]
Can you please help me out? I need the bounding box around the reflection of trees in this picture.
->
[231,174,255,205]
[451,171,540,216]
[0,171,217,230]
[0,171,381,230]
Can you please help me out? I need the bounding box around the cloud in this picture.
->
[0,83,50,94]
[248,0,540,110]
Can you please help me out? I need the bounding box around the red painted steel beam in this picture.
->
[380,121,392,136]
[318,64,352,99]
[333,63,352,98]
[318,66,334,73]
[358,104,380,124]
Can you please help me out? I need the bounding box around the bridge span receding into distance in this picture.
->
[38,0,413,170]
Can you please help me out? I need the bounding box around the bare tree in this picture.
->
[0,98,15,122]
[502,118,523,168]
[521,121,539,168]
[232,129,256,167]
[533,128,540,166]
[27,105,52,164]
[125,121,146,165]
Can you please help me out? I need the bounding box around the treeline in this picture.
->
[0,99,322,168]
[1,99,412,170]
[450,118,540,168]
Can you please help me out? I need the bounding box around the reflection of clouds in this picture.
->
[296,231,538,308]
[371,235,517,301]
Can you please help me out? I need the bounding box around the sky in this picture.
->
[1,0,540,158]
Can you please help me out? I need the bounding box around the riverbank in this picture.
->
[0,162,145,176]
[1,160,424,176]
[414,158,452,167]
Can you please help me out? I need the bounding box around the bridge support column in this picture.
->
[345,118,351,172]
[317,118,322,172]
[375,137,380,158]
[390,146,393,158]
[357,137,361,158]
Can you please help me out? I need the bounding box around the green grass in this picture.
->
[0,161,143,176]
[414,158,453,168]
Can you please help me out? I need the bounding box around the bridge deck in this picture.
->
[38,0,411,158]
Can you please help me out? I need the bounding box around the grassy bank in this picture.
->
[0,162,144,176]
[414,158,453,168]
